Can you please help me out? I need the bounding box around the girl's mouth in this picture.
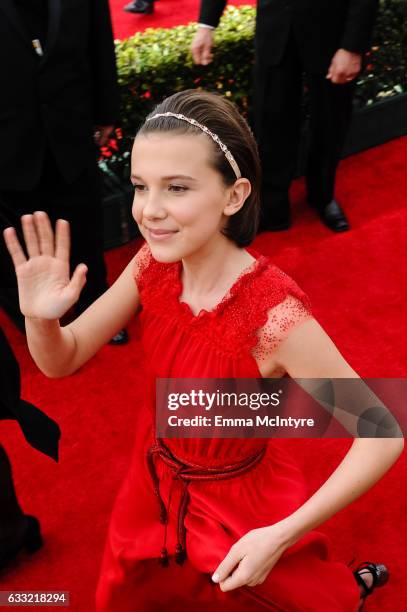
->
[147,228,178,240]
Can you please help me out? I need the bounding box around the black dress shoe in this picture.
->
[0,515,43,572]
[108,329,129,345]
[317,200,349,232]
[123,0,154,13]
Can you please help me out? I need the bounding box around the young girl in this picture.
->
[3,90,403,611]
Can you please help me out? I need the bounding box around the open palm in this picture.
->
[3,212,87,320]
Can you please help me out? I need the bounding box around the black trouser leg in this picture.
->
[305,76,356,209]
[0,446,23,536]
[0,198,27,331]
[253,33,303,226]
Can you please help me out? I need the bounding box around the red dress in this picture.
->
[95,245,360,611]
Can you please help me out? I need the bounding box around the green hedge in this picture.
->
[103,0,407,175]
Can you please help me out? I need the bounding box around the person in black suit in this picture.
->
[0,0,127,343]
[0,327,60,571]
[192,0,379,232]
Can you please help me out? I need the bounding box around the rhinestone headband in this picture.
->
[146,112,242,179]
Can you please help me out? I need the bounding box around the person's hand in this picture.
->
[326,49,362,84]
[191,27,214,65]
[3,212,87,320]
[94,124,114,146]
[211,524,290,591]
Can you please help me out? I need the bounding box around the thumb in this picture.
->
[69,263,87,297]
[193,44,204,65]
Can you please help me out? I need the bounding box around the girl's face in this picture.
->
[131,132,248,263]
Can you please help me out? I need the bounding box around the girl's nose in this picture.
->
[143,191,167,219]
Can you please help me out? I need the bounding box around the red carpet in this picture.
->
[0,135,406,610]
[110,0,255,40]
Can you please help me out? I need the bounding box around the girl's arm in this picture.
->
[26,254,140,378]
[272,317,404,548]
[279,436,403,547]
[214,316,404,591]
[3,212,141,378]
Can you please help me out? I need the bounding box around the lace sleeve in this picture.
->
[133,242,152,290]
[252,294,312,362]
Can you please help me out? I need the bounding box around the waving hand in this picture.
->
[3,212,87,320]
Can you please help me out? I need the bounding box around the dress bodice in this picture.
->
[133,243,312,464]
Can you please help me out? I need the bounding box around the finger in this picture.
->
[191,43,204,65]
[212,547,240,584]
[33,211,55,256]
[202,44,213,62]
[3,227,27,267]
[326,61,334,79]
[246,570,267,587]
[21,214,41,257]
[328,69,339,82]
[68,263,87,298]
[202,53,213,66]
[55,219,71,261]
[219,562,250,592]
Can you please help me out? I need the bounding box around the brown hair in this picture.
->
[137,89,261,246]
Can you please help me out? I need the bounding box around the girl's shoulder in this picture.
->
[241,249,312,314]
[148,250,313,361]
[222,250,313,354]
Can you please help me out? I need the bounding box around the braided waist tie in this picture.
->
[146,439,266,566]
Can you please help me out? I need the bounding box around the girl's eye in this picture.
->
[133,184,146,192]
[169,185,188,193]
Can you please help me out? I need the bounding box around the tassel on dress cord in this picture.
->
[160,547,169,567]
[147,441,266,571]
[175,543,186,565]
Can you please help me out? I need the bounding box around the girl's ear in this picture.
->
[223,179,252,217]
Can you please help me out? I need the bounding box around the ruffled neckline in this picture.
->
[173,251,270,322]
